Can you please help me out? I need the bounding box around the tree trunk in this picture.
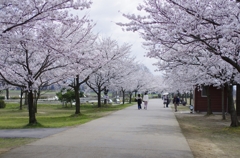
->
[129,93,132,103]
[28,89,37,125]
[190,91,192,105]
[103,87,108,105]
[75,75,81,114]
[227,84,239,127]
[97,92,101,108]
[34,91,37,113]
[185,93,188,104]
[122,90,125,104]
[6,88,9,100]
[97,86,101,108]
[206,86,213,115]
[19,89,23,110]
[222,86,226,120]
[35,87,41,108]
[24,92,28,106]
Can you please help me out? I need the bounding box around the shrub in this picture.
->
[39,96,48,99]
[0,96,5,100]
[131,98,137,102]
[0,100,6,108]
[11,96,20,99]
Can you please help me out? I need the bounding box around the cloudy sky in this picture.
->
[81,0,161,75]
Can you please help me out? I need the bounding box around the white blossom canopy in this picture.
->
[0,0,94,91]
[118,0,240,90]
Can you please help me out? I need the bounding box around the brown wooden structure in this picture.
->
[236,85,240,116]
[194,86,228,113]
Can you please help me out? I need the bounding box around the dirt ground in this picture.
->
[175,108,240,158]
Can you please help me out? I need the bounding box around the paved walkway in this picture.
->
[0,128,69,138]
[0,99,193,158]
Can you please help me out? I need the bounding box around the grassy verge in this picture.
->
[0,138,37,154]
[0,102,134,129]
[174,104,240,158]
[0,102,134,154]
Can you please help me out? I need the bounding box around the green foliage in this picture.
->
[10,96,20,99]
[79,91,84,97]
[3,102,20,109]
[0,96,4,100]
[151,95,160,99]
[0,100,6,108]
[56,89,75,103]
[131,98,137,102]
[56,89,85,103]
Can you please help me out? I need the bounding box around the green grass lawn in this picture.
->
[0,102,135,129]
[0,138,37,149]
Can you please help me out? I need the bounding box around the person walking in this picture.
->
[165,95,169,108]
[136,94,142,110]
[173,95,180,112]
[163,95,168,108]
[143,92,149,110]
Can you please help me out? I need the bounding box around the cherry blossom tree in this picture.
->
[119,0,240,74]
[118,0,240,126]
[53,23,100,115]
[108,57,137,104]
[123,67,157,104]
[113,63,154,105]
[0,0,93,125]
[86,38,132,107]
[132,64,153,95]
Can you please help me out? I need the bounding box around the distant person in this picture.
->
[143,92,149,110]
[163,95,169,108]
[136,94,142,110]
[165,95,169,108]
[173,95,180,112]
[163,96,166,108]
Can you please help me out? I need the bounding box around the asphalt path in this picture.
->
[0,128,69,138]
[0,99,193,158]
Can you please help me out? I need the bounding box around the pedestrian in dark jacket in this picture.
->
[173,95,180,112]
[136,94,142,110]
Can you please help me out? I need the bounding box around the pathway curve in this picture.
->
[0,99,193,158]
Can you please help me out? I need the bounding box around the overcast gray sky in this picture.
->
[82,0,161,75]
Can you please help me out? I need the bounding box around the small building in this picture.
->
[194,86,228,113]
